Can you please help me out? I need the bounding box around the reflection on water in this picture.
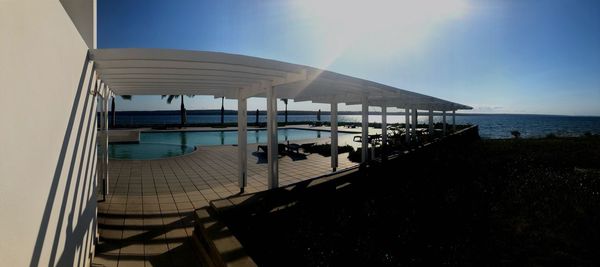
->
[110,129,351,160]
[109,143,195,160]
[180,131,187,154]
[141,129,345,146]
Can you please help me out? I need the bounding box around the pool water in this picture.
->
[109,143,195,160]
[109,128,346,160]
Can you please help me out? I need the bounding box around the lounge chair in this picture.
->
[284,141,301,154]
[300,142,315,151]
[353,134,382,145]
[283,141,315,154]
[257,144,287,155]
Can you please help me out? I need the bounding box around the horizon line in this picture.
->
[107,109,600,117]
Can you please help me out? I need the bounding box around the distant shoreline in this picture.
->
[104,110,600,118]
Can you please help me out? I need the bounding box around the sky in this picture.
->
[98,0,600,116]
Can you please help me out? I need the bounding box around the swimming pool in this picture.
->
[109,128,348,160]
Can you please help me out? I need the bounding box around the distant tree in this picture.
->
[111,95,132,128]
[281,99,289,125]
[220,97,225,125]
[162,95,193,126]
[255,109,260,126]
[317,109,321,122]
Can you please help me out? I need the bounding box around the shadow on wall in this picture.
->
[29,54,100,267]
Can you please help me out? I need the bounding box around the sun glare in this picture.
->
[291,0,469,68]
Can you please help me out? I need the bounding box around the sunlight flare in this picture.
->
[292,0,470,68]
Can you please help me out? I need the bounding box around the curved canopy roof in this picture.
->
[90,48,471,111]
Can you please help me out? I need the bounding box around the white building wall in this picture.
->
[0,0,98,266]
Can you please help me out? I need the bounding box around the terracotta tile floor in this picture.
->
[93,143,357,267]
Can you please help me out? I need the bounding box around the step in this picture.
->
[192,208,257,267]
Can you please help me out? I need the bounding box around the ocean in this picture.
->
[109,113,600,139]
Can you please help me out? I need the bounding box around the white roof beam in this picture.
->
[239,80,271,99]
[94,60,290,78]
[90,49,472,110]
[113,88,239,98]
[272,69,307,86]
[97,68,285,79]
[104,81,251,87]
[103,76,265,83]
[90,48,306,73]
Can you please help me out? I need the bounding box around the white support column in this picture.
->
[237,95,248,191]
[98,83,105,196]
[428,109,434,135]
[267,86,278,189]
[361,96,369,163]
[381,104,387,146]
[452,110,456,132]
[442,110,447,136]
[412,108,417,140]
[103,84,110,195]
[330,101,338,172]
[405,108,410,143]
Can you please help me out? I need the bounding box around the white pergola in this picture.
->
[90,48,471,192]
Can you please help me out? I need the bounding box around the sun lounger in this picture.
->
[299,142,315,151]
[286,143,301,154]
[257,144,287,155]
[353,134,382,145]
[284,141,315,154]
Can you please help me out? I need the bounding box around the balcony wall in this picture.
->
[0,0,98,266]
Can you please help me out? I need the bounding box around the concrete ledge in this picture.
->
[106,130,140,143]
[191,125,479,266]
[190,166,359,267]
[192,208,257,267]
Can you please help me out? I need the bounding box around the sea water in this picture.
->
[110,113,600,139]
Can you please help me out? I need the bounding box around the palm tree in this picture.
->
[220,97,225,125]
[162,95,191,126]
[317,109,321,122]
[281,99,289,125]
[255,109,259,126]
[111,95,132,128]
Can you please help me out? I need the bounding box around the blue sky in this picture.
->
[99,0,600,115]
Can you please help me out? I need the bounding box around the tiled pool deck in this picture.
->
[93,128,360,267]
